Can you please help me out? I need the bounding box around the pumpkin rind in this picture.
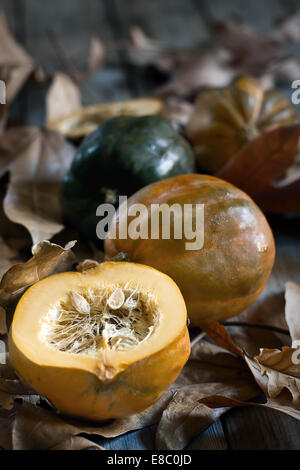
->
[186,75,299,173]
[9,262,190,421]
[62,115,195,242]
[105,174,276,326]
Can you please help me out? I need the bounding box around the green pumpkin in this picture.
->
[62,115,195,242]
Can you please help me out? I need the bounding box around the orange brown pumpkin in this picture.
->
[9,262,190,421]
[105,174,276,326]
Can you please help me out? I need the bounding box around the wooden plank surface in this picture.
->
[0,0,300,450]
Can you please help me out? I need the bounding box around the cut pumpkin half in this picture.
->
[9,262,190,421]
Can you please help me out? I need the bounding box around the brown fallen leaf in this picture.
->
[197,392,300,421]
[0,12,35,103]
[155,340,258,450]
[241,282,300,418]
[45,73,82,125]
[3,129,75,244]
[9,394,172,450]
[0,126,38,178]
[0,240,76,309]
[0,338,258,450]
[217,124,300,200]
[50,437,104,451]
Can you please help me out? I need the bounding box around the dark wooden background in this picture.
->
[1,0,300,450]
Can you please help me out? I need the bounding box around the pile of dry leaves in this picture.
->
[0,10,300,450]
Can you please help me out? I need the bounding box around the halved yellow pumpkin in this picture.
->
[9,262,190,421]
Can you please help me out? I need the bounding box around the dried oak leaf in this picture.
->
[3,128,76,244]
[0,12,35,103]
[45,73,82,125]
[217,124,300,206]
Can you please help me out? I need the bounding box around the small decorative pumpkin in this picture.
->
[105,174,275,326]
[9,262,190,421]
[62,115,195,242]
[186,75,299,174]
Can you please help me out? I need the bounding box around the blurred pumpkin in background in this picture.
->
[186,75,299,174]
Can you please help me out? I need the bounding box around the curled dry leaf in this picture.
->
[45,73,82,125]
[0,12,35,103]
[239,283,300,419]
[0,240,76,308]
[3,129,76,244]
[255,348,300,407]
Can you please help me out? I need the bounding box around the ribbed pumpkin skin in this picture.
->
[186,76,299,173]
[62,115,195,242]
[105,174,276,326]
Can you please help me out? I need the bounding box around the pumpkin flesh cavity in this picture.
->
[39,285,159,355]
